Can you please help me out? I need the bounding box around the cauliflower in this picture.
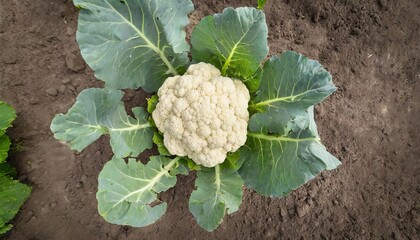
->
[152,63,250,167]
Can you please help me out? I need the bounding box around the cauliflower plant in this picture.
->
[152,63,250,167]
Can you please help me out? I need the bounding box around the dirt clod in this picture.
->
[45,87,58,96]
[65,52,85,72]
[62,78,72,85]
[58,85,66,93]
[28,98,39,105]
[296,204,310,217]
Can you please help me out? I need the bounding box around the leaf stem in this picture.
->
[247,132,319,142]
[250,92,308,109]
[158,51,179,76]
[221,43,239,75]
[108,122,151,132]
[214,165,221,191]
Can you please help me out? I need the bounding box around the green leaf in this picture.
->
[0,162,16,178]
[51,88,153,158]
[152,131,170,156]
[220,151,242,170]
[180,157,201,171]
[243,66,263,93]
[191,7,268,82]
[239,51,340,197]
[0,101,16,136]
[97,156,181,227]
[250,51,337,112]
[0,174,31,233]
[239,127,340,197]
[257,0,267,10]
[189,165,243,232]
[0,224,12,235]
[74,0,194,92]
[147,95,159,114]
[0,135,11,164]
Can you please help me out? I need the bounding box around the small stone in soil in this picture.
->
[45,87,58,96]
[58,85,66,93]
[28,97,39,105]
[288,208,295,216]
[62,78,71,84]
[308,189,316,198]
[65,53,85,72]
[296,204,310,217]
[280,207,287,217]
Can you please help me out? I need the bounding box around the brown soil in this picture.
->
[1,0,419,239]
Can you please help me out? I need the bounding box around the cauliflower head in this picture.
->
[152,63,250,167]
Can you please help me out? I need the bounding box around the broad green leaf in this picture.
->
[189,165,243,232]
[250,51,337,112]
[0,174,31,233]
[74,0,194,91]
[0,135,10,164]
[239,126,341,197]
[191,7,268,83]
[248,51,336,141]
[97,156,181,227]
[239,51,340,197]
[257,0,267,10]
[51,88,153,158]
[0,101,16,135]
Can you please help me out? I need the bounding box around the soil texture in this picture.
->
[0,0,419,239]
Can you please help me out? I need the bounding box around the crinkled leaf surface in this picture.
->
[239,51,340,197]
[50,88,153,158]
[0,174,31,233]
[191,7,268,83]
[0,101,16,136]
[74,0,193,91]
[97,156,180,227]
[189,166,243,232]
